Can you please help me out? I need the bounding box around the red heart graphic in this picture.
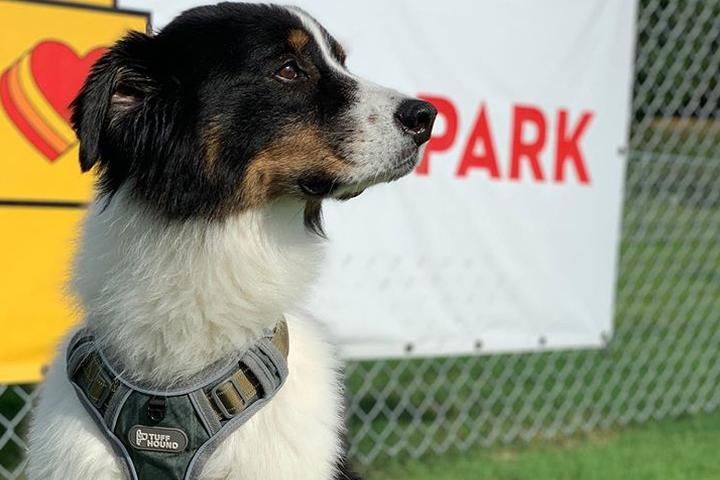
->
[32,41,106,123]
[0,40,106,161]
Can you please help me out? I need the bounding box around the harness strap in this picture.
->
[67,321,290,480]
[207,322,289,422]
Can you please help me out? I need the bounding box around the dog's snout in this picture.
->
[395,99,437,146]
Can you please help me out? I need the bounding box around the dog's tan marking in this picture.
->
[332,42,346,65]
[288,29,310,52]
[202,116,224,173]
[240,126,351,208]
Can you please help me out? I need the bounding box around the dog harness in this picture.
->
[66,321,290,480]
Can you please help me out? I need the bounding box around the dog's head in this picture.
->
[72,2,436,231]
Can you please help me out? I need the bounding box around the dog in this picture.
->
[26,3,436,479]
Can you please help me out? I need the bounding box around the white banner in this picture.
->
[121,0,637,359]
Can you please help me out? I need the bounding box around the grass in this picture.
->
[366,410,720,480]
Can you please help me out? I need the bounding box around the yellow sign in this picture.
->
[0,0,148,383]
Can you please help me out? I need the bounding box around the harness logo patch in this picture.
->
[128,426,188,453]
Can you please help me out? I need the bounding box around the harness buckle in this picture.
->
[211,380,245,420]
[147,397,167,422]
[209,363,262,420]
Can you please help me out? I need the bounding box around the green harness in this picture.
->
[67,322,290,480]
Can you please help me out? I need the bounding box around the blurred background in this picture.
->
[1,0,719,479]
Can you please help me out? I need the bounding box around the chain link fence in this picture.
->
[2,0,720,477]
[344,0,720,465]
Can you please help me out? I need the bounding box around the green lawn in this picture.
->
[366,410,720,480]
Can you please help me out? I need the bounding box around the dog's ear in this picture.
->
[71,32,159,173]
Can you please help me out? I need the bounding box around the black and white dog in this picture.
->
[26,3,435,479]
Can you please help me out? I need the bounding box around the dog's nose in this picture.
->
[395,99,437,146]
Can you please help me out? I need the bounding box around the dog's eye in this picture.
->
[275,61,302,82]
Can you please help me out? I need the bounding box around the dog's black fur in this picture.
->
[335,458,362,480]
